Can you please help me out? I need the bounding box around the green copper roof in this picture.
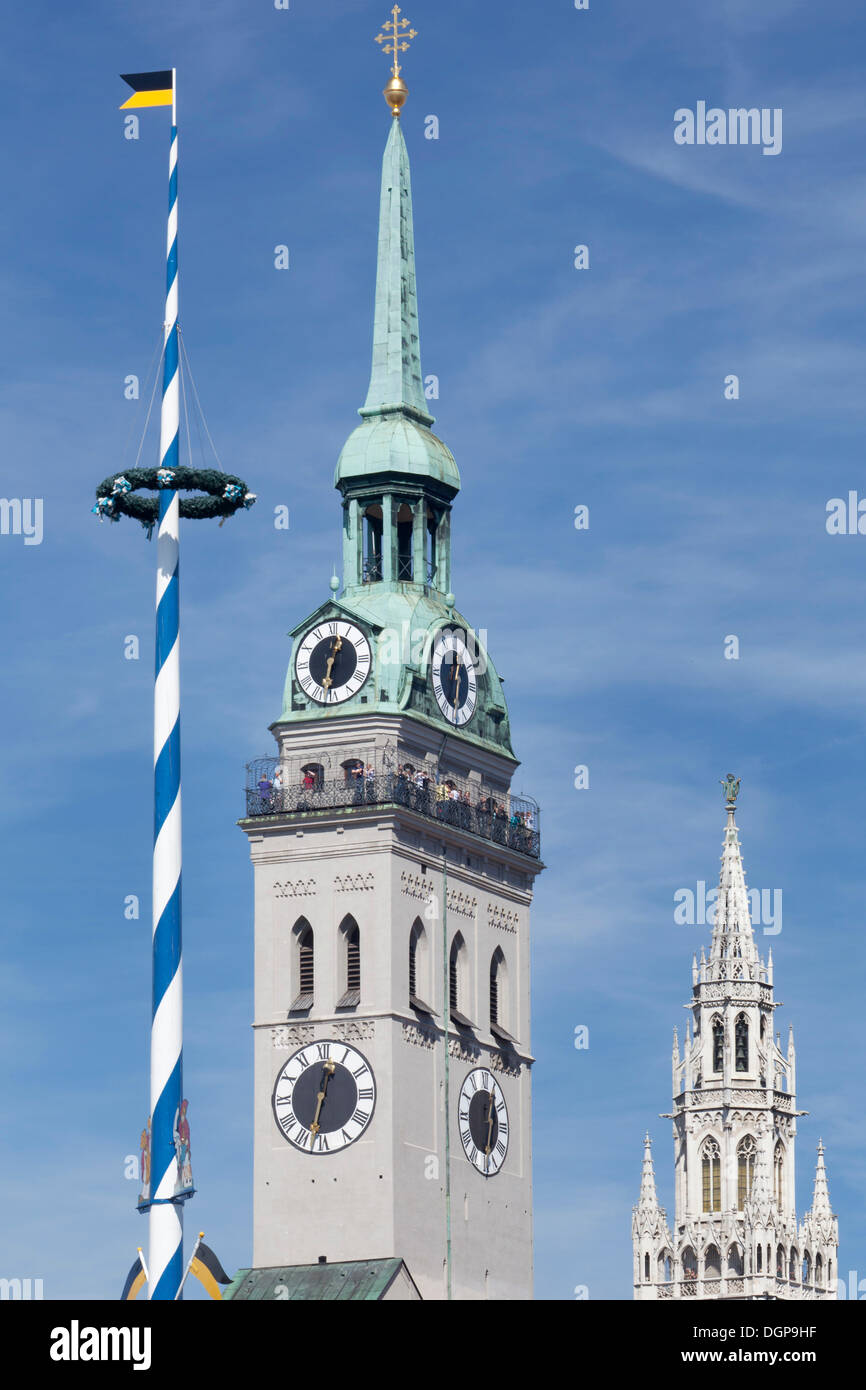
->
[335,411,460,492]
[335,118,460,495]
[222,1258,417,1301]
[362,118,429,422]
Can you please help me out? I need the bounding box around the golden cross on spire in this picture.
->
[375,6,417,116]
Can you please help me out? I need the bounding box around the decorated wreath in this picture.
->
[93,466,256,533]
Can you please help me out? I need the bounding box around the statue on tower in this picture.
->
[720,773,741,805]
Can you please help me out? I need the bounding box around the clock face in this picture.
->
[272,1041,376,1155]
[431,630,478,726]
[295,620,372,705]
[458,1068,509,1177]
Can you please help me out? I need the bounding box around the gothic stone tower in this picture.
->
[632,783,838,1300]
[236,99,542,1301]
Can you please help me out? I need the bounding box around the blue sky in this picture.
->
[1,0,865,1300]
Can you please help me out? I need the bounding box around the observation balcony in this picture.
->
[241,750,541,860]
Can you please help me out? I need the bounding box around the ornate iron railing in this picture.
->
[243,754,540,859]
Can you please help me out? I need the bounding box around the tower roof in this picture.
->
[335,117,460,496]
[709,783,759,966]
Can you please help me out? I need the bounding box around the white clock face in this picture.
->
[431,630,478,726]
[458,1068,509,1177]
[272,1041,376,1155]
[295,620,372,706]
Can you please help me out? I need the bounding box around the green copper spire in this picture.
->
[360,117,432,425]
[335,117,460,496]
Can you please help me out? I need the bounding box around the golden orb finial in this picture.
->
[375,5,416,116]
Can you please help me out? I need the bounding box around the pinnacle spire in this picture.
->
[709,781,759,966]
[360,118,433,427]
[810,1140,833,1217]
[637,1133,660,1213]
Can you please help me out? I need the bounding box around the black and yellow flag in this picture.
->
[120,1253,147,1301]
[190,1242,232,1301]
[119,70,174,109]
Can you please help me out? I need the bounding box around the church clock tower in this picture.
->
[231,30,542,1302]
[632,780,838,1301]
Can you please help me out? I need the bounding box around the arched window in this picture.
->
[644,1252,650,1281]
[426,505,438,584]
[737,1135,757,1208]
[702,1139,721,1212]
[363,504,383,582]
[449,932,471,1027]
[712,1017,724,1072]
[789,1247,798,1282]
[756,1245,763,1273]
[726,1245,744,1277]
[336,916,360,1008]
[775,1245,785,1278]
[657,1252,672,1283]
[490,952,500,1026]
[396,502,414,580]
[704,1245,721,1278]
[815,1253,823,1286]
[735,1013,749,1072]
[409,919,433,1014]
[301,761,325,790]
[802,1251,811,1285]
[681,1247,697,1281]
[774,1142,784,1209]
[290,919,314,1011]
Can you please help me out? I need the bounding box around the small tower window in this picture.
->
[397,503,414,581]
[735,1013,749,1072]
[712,1017,724,1072]
[408,919,434,1015]
[448,932,471,1027]
[737,1135,757,1208]
[336,917,360,1008]
[409,929,418,998]
[702,1139,721,1212]
[490,954,500,1027]
[426,507,438,584]
[291,920,314,1011]
[774,1142,784,1209]
[644,1253,650,1281]
[363,505,383,582]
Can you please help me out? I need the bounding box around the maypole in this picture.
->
[149,69,183,1302]
[96,68,256,1301]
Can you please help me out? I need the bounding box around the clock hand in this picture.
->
[309,1060,336,1141]
[322,635,343,690]
[449,654,462,706]
[484,1091,496,1154]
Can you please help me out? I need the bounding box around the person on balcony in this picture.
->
[272,766,283,810]
[257,774,272,811]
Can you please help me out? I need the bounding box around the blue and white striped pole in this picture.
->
[150,73,185,1302]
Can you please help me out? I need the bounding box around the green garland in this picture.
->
[93,466,256,533]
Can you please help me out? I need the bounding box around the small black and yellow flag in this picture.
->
[190,1242,232,1301]
[120,70,174,110]
[120,1253,147,1301]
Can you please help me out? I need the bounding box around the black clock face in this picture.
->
[458,1068,509,1176]
[431,631,478,726]
[295,621,372,705]
[272,1041,376,1154]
